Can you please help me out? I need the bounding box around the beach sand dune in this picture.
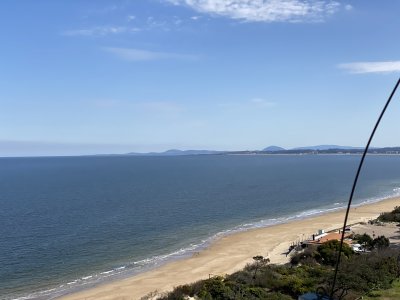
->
[59,197,400,300]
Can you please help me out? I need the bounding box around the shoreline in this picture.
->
[58,196,400,300]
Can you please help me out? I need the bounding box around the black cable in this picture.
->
[330,77,400,299]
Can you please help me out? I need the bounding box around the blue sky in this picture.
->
[1,0,400,156]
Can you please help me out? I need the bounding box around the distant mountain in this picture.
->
[263,146,286,152]
[124,145,400,157]
[126,149,225,156]
[292,145,363,151]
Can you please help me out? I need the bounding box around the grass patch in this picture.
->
[365,279,400,300]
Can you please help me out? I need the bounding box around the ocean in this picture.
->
[1,154,400,300]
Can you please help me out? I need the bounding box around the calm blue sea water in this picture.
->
[1,155,400,300]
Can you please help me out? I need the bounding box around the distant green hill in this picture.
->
[263,146,286,151]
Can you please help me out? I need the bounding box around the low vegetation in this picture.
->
[154,242,400,300]
[352,233,390,250]
[364,279,400,300]
[377,206,400,223]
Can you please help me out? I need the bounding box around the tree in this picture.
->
[372,235,390,249]
[199,276,235,300]
[252,255,270,279]
[354,233,373,246]
[316,240,353,266]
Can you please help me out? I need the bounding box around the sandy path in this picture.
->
[59,197,399,300]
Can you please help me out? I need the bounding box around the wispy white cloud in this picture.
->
[146,16,171,30]
[173,16,184,25]
[104,47,198,61]
[338,61,400,74]
[344,4,353,11]
[249,98,276,108]
[63,26,140,37]
[167,0,341,22]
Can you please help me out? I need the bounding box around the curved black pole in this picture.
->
[330,77,400,299]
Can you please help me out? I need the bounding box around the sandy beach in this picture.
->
[59,197,399,300]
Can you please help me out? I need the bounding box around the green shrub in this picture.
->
[158,247,399,300]
[378,206,400,222]
[353,233,373,248]
[316,240,353,266]
[372,235,390,249]
[198,276,235,300]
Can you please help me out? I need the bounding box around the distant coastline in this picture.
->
[125,146,400,157]
[2,145,400,158]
